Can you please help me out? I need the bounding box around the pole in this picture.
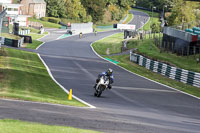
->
[151,7,156,39]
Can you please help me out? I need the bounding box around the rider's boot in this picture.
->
[93,83,97,89]
[108,84,112,89]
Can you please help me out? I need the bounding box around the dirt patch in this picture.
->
[106,48,110,55]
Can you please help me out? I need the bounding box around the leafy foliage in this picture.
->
[81,0,106,23]
[45,0,135,23]
[167,0,196,26]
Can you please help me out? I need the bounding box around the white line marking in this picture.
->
[90,22,200,101]
[0,98,92,109]
[36,42,45,50]
[38,32,50,41]
[127,13,134,24]
[36,31,50,50]
[37,54,96,109]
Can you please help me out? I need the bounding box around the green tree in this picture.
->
[81,0,106,23]
[167,0,196,26]
[45,0,66,18]
[65,0,92,22]
[151,23,161,33]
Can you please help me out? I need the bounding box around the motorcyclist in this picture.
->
[94,68,114,89]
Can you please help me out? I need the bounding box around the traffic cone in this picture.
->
[68,89,72,100]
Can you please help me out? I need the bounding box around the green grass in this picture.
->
[122,13,134,24]
[28,18,61,29]
[0,119,100,133]
[24,33,48,49]
[24,27,40,34]
[1,33,21,40]
[25,40,43,49]
[132,8,160,31]
[92,33,123,55]
[92,33,200,98]
[0,48,85,107]
[104,55,200,98]
[127,38,200,73]
[94,12,133,32]
[13,0,20,4]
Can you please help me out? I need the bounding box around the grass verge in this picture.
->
[28,18,61,29]
[0,119,100,133]
[92,33,200,98]
[24,32,48,49]
[122,13,134,24]
[95,12,133,32]
[0,48,85,107]
[1,33,21,40]
[127,38,200,73]
[92,33,123,55]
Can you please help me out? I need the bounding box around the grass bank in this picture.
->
[92,33,200,98]
[122,12,134,24]
[92,33,123,55]
[95,12,133,32]
[28,18,61,29]
[1,33,21,40]
[127,38,200,73]
[0,48,85,107]
[0,119,100,133]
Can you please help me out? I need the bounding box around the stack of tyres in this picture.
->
[192,27,200,40]
[185,29,193,33]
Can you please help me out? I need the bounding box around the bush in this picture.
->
[40,17,61,24]
[151,23,161,33]
[41,17,49,22]
[48,17,61,24]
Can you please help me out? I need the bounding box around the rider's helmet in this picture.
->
[107,68,113,76]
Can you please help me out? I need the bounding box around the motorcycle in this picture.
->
[94,75,109,97]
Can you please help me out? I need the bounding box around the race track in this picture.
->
[0,10,200,133]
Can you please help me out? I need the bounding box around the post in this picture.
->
[194,46,196,59]
[182,47,184,56]
[151,6,156,39]
[187,46,189,57]
[171,42,174,53]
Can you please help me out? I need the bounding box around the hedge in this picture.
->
[40,17,61,24]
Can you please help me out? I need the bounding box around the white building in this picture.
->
[0,0,12,4]
[0,0,29,27]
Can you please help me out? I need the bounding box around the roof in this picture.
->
[32,0,46,4]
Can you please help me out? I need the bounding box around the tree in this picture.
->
[45,0,66,18]
[65,0,92,22]
[81,0,106,23]
[167,0,196,26]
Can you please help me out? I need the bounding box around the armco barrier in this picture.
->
[130,52,200,88]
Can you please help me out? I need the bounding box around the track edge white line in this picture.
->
[37,53,96,109]
[90,33,200,101]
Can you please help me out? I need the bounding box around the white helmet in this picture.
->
[107,68,113,76]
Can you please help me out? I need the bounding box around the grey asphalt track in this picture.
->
[1,10,200,133]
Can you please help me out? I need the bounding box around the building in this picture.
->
[0,0,12,4]
[0,0,29,27]
[20,0,46,19]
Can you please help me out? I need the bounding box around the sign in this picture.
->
[117,24,136,30]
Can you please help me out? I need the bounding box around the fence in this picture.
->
[18,29,30,35]
[130,52,200,88]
